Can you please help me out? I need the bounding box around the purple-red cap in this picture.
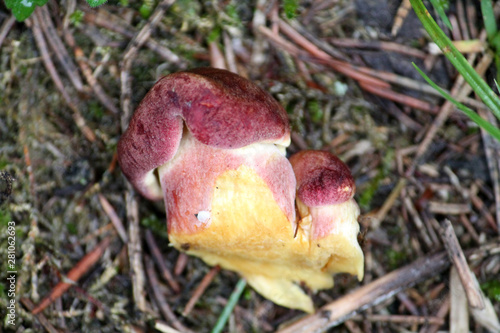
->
[117,68,290,199]
[289,150,355,207]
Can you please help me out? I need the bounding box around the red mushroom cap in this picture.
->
[289,150,355,207]
[117,68,290,200]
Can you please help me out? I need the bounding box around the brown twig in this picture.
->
[249,0,269,69]
[120,1,176,129]
[36,7,84,91]
[0,15,16,49]
[145,230,181,293]
[407,47,491,176]
[291,132,309,151]
[391,0,411,36]
[468,238,500,262]
[126,189,148,312]
[358,80,440,114]
[466,0,478,38]
[350,314,444,326]
[81,223,115,244]
[403,197,434,249]
[154,321,184,333]
[343,320,363,333]
[287,19,348,61]
[119,2,176,313]
[23,144,36,205]
[329,38,427,59]
[32,236,112,314]
[83,8,183,65]
[277,252,450,333]
[0,171,14,206]
[209,40,227,69]
[459,214,480,244]
[275,20,391,90]
[145,256,193,333]
[258,25,389,90]
[422,296,450,333]
[174,253,189,276]
[355,66,488,112]
[456,1,470,40]
[98,194,128,243]
[470,184,499,232]
[370,256,420,316]
[427,202,470,215]
[438,219,484,309]
[277,19,333,62]
[122,0,177,64]
[28,13,96,143]
[63,28,120,114]
[372,178,407,228]
[477,107,500,233]
[182,266,220,316]
[222,31,238,74]
[263,21,444,116]
[20,298,60,333]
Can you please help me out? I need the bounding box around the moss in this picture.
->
[141,214,168,239]
[307,100,323,123]
[69,10,85,27]
[481,280,500,302]
[66,222,78,235]
[225,4,240,24]
[358,149,394,210]
[171,0,202,26]
[88,100,105,121]
[207,26,221,44]
[283,0,298,19]
[386,249,408,270]
[0,209,11,227]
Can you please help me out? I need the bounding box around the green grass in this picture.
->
[410,0,500,142]
[211,278,247,333]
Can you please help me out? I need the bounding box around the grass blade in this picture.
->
[480,0,498,41]
[410,0,500,122]
[211,279,247,333]
[413,63,500,142]
[429,0,452,30]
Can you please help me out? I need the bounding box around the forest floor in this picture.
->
[0,0,499,332]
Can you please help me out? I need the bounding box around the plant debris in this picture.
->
[0,1,499,332]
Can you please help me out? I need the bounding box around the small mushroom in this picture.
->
[117,68,363,313]
[289,150,363,278]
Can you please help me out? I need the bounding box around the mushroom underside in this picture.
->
[157,133,363,312]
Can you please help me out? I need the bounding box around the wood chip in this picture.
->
[450,267,469,332]
[126,190,148,312]
[427,202,471,215]
[438,219,485,309]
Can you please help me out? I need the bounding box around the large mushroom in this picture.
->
[117,67,363,313]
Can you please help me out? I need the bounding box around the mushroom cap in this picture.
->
[289,150,355,207]
[117,68,290,200]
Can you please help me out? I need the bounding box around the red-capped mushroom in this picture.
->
[117,68,363,313]
[289,150,363,278]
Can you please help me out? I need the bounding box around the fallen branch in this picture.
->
[277,252,450,333]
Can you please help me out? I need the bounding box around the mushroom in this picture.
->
[290,150,363,278]
[117,67,363,313]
